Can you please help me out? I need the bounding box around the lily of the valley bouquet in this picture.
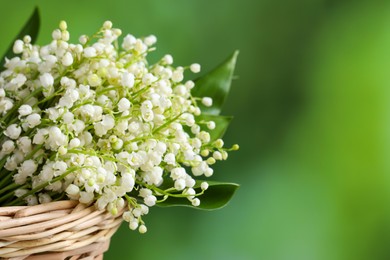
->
[0,9,239,234]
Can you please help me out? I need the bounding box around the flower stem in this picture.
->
[0,173,12,190]
[152,112,183,134]
[1,87,43,125]
[5,166,79,206]
[0,182,20,195]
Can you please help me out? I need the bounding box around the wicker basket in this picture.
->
[0,200,123,260]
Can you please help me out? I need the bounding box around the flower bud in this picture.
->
[139,224,147,234]
[190,63,201,73]
[18,104,32,116]
[13,40,24,54]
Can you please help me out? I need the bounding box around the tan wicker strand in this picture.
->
[0,201,123,260]
[71,209,122,232]
[0,207,95,238]
[22,241,110,260]
[24,241,110,260]
[14,201,78,218]
[61,217,123,252]
[1,240,76,258]
[0,208,26,217]
[1,207,99,241]
[0,242,14,248]
[97,218,123,233]
[8,256,24,260]
[56,230,109,252]
[0,210,72,230]
[66,227,100,241]
[70,204,88,214]
[2,217,100,243]
[69,214,108,232]
[9,232,74,248]
[0,246,18,255]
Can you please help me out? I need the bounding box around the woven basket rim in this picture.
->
[0,200,123,259]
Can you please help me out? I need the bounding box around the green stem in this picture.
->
[131,84,150,99]
[136,180,205,199]
[36,89,63,105]
[152,112,183,134]
[124,194,138,207]
[6,166,79,206]
[1,87,43,125]
[96,86,119,95]
[25,144,44,160]
[0,172,12,190]
[0,155,8,169]
[0,188,21,204]
[0,144,44,193]
[0,182,20,195]
[0,184,29,205]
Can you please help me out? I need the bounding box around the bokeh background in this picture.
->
[2,0,390,259]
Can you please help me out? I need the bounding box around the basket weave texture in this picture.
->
[0,200,123,260]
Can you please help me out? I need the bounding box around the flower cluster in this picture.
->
[0,21,238,233]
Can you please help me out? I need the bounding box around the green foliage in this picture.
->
[192,50,239,115]
[0,7,40,68]
[158,181,239,210]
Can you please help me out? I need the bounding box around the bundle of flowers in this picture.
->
[0,8,239,234]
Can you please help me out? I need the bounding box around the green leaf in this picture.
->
[192,50,239,115]
[1,7,40,68]
[196,114,233,141]
[157,181,239,210]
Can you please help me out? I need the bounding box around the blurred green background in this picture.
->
[2,0,390,259]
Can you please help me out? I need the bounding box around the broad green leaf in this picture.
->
[196,114,233,141]
[157,181,239,210]
[1,7,40,68]
[192,50,239,115]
